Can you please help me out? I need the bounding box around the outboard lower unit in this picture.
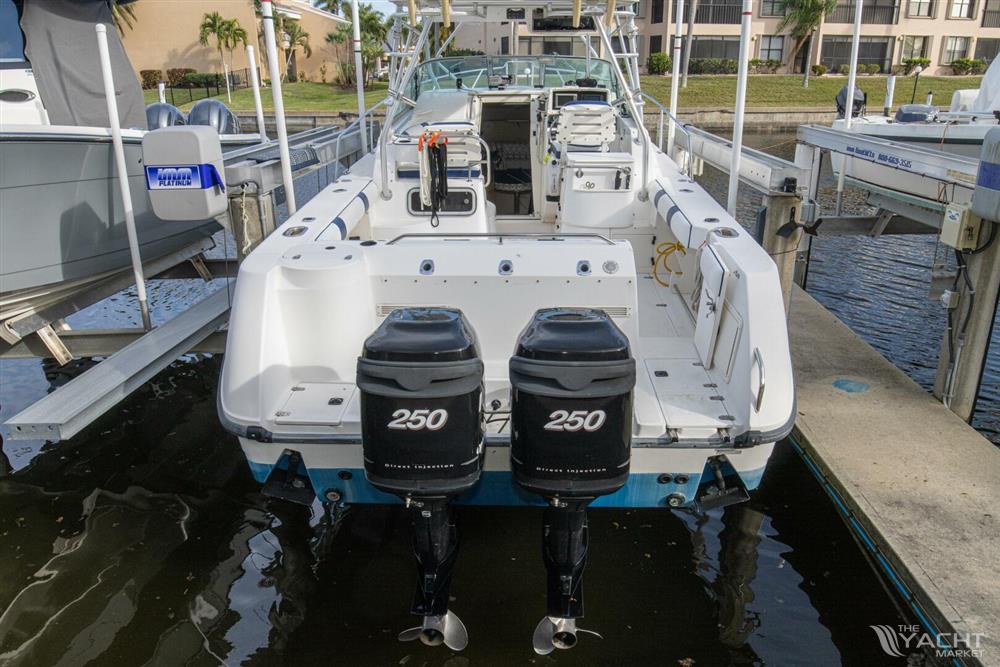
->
[509,309,636,654]
[357,308,485,651]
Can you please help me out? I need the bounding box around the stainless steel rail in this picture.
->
[385,232,618,245]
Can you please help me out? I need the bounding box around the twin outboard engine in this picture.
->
[357,308,485,651]
[835,84,867,119]
[145,102,186,130]
[509,309,636,655]
[187,98,241,134]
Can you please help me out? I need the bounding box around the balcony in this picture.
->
[827,2,899,23]
[695,2,742,23]
[983,8,1000,25]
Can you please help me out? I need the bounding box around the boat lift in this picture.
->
[1,120,378,445]
[795,123,1000,425]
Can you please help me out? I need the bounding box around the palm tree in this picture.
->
[221,18,250,72]
[282,20,312,81]
[682,0,697,88]
[111,0,137,34]
[314,0,345,14]
[199,11,228,71]
[778,0,837,87]
[326,3,388,88]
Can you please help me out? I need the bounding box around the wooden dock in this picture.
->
[788,287,1000,665]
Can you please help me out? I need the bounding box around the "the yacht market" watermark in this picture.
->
[870,624,987,660]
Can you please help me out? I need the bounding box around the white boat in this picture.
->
[829,60,1000,203]
[218,0,795,653]
[0,0,256,322]
[834,56,1000,157]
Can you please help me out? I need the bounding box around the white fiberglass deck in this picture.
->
[257,275,734,442]
[635,275,737,437]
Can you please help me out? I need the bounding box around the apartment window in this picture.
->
[975,37,1000,61]
[518,36,583,56]
[761,0,786,15]
[759,35,785,60]
[983,0,1000,24]
[829,0,900,23]
[695,0,743,23]
[949,0,975,17]
[691,35,742,59]
[942,35,970,62]
[901,35,929,59]
[650,35,664,54]
[671,0,692,22]
[822,35,894,71]
[652,0,665,22]
[908,0,934,15]
[500,36,509,55]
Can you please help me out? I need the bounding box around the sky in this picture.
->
[369,1,396,16]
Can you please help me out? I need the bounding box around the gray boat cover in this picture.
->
[20,0,146,129]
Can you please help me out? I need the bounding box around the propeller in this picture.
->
[531,616,602,655]
[398,611,469,651]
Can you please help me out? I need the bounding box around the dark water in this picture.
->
[1,131,995,665]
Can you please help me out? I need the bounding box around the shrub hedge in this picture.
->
[647,52,672,74]
[166,68,196,87]
[139,69,162,89]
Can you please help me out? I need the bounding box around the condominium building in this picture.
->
[455,1,1000,76]
[636,0,1000,75]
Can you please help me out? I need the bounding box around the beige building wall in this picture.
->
[120,0,347,83]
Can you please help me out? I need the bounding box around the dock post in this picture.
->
[933,231,1000,421]
[761,192,803,313]
[228,185,277,260]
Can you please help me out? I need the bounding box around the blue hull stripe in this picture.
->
[247,464,767,509]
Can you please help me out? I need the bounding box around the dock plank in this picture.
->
[789,287,1000,665]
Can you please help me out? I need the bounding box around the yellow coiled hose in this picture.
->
[652,241,686,287]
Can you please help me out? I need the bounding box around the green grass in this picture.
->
[143,81,390,113]
[142,75,982,114]
[639,74,984,110]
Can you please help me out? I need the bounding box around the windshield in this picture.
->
[410,56,620,98]
[0,0,27,66]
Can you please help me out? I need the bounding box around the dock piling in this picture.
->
[761,193,803,313]
[933,226,1000,421]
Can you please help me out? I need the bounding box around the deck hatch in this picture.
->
[274,382,355,425]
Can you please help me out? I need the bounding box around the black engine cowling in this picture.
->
[357,308,485,497]
[358,308,484,648]
[510,308,637,643]
[510,308,636,499]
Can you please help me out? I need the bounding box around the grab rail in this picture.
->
[639,91,691,150]
[385,232,617,245]
[333,97,388,166]
[752,347,766,412]
[408,130,493,187]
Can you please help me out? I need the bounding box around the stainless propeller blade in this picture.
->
[532,616,602,655]
[398,611,469,651]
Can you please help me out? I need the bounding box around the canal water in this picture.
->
[0,131,995,666]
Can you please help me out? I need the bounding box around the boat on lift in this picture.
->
[827,60,1000,204]
[832,58,1000,158]
[0,0,256,328]
[219,0,795,654]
